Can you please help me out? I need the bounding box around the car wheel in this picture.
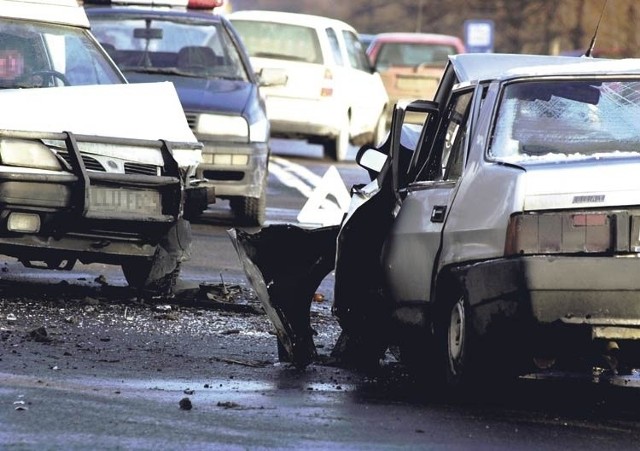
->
[431,287,481,394]
[446,293,469,385]
[231,194,266,226]
[122,259,181,295]
[371,110,388,148]
[323,114,350,161]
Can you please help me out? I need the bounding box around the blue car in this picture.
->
[86,1,275,225]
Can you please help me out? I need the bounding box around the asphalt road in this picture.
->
[2,140,640,449]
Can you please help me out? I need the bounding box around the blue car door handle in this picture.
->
[431,205,447,223]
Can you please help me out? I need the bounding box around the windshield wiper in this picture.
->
[252,52,308,62]
[122,67,203,78]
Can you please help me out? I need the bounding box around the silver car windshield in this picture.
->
[489,79,640,164]
[0,19,123,89]
[90,17,249,81]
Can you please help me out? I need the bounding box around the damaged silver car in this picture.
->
[231,53,640,392]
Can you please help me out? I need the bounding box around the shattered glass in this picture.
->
[489,79,640,163]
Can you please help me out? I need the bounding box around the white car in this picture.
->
[229,10,389,161]
[0,0,203,293]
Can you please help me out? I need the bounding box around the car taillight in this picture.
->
[505,211,612,256]
[320,68,334,97]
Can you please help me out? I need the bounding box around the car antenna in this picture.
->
[583,0,608,57]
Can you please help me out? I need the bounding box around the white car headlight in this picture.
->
[197,114,248,140]
[0,139,62,171]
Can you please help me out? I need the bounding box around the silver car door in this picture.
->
[382,89,475,305]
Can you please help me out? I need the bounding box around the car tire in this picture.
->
[231,195,266,226]
[323,114,350,161]
[431,287,486,398]
[371,110,388,148]
[122,259,181,295]
[230,176,267,226]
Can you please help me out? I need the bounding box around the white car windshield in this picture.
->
[489,79,640,164]
[0,19,123,89]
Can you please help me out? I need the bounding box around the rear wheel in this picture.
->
[323,114,350,161]
[370,110,388,148]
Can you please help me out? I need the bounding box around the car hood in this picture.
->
[0,82,201,167]
[521,159,640,211]
[125,73,252,115]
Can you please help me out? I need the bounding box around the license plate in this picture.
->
[89,187,161,215]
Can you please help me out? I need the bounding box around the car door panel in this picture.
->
[382,181,457,304]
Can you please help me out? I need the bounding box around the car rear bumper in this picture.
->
[266,96,342,139]
[196,141,269,199]
[455,256,640,339]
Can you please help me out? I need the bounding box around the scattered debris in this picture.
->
[155,305,172,312]
[28,326,51,343]
[221,329,240,335]
[84,297,100,306]
[214,357,269,368]
[155,312,180,321]
[217,401,240,409]
[124,307,134,321]
[179,397,192,410]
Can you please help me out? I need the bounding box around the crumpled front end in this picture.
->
[0,129,190,266]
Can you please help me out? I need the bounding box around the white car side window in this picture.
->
[325,28,343,66]
[342,30,369,72]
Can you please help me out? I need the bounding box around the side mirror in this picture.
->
[356,145,387,174]
[257,68,287,87]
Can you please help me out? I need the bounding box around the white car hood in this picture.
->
[523,160,640,210]
[0,82,201,167]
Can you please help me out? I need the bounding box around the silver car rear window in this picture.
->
[489,79,640,164]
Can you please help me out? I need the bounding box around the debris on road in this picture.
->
[179,397,193,410]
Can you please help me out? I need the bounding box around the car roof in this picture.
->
[228,10,356,33]
[1,0,90,28]
[450,53,640,84]
[372,32,463,46]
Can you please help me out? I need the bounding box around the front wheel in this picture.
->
[230,194,266,226]
[230,176,267,226]
[122,259,181,295]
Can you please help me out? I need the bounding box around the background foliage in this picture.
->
[230,0,638,57]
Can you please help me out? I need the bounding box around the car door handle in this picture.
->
[431,205,447,223]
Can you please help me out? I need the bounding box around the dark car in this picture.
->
[86,0,275,225]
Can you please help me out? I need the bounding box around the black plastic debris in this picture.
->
[228,224,339,369]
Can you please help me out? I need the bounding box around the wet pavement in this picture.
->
[2,267,640,448]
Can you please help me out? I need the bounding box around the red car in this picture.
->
[367,32,465,126]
